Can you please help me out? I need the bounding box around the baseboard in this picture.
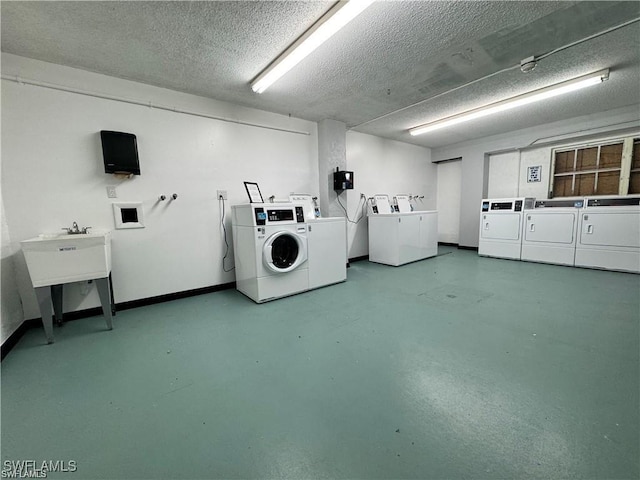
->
[1,281,236,361]
[1,319,41,361]
[438,242,459,247]
[115,282,236,311]
[457,245,479,251]
[348,255,369,263]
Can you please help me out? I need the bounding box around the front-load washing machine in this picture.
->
[521,199,583,266]
[232,203,309,303]
[575,196,640,273]
[478,197,535,260]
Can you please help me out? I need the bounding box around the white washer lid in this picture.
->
[289,194,317,220]
[374,195,392,214]
[395,195,411,213]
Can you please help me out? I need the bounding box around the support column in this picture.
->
[318,119,347,218]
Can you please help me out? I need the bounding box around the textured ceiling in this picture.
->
[2,1,639,149]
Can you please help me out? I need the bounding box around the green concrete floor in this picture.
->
[2,247,639,479]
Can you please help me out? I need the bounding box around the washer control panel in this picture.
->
[254,207,266,226]
[267,209,294,222]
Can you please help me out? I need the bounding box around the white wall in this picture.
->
[432,105,640,248]
[487,151,520,198]
[436,159,461,244]
[518,147,555,199]
[345,132,435,258]
[1,197,24,344]
[1,54,318,323]
[318,119,348,218]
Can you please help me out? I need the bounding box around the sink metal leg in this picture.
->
[109,273,116,316]
[51,284,64,326]
[95,277,113,330]
[34,286,54,344]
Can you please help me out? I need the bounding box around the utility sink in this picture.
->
[21,230,113,344]
[21,231,112,287]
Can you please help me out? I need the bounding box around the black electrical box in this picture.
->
[100,131,140,175]
[333,170,354,191]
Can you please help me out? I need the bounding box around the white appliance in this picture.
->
[478,197,535,260]
[307,217,347,288]
[288,194,347,289]
[232,203,309,303]
[575,196,640,273]
[368,211,438,266]
[521,199,583,266]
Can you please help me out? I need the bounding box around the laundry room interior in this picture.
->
[1,2,639,479]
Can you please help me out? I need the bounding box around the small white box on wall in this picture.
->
[113,202,144,229]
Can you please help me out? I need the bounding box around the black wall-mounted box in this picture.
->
[333,170,354,191]
[100,130,140,175]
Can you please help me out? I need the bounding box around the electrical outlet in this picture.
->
[217,190,227,200]
[106,186,117,198]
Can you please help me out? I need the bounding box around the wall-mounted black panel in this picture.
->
[333,170,354,191]
[100,131,140,175]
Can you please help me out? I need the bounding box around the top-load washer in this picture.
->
[575,196,640,273]
[521,199,583,266]
[478,197,535,260]
[368,193,438,266]
[232,203,309,303]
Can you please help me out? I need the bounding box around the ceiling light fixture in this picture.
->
[408,69,610,136]
[251,0,374,94]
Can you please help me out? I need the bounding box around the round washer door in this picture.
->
[263,231,307,273]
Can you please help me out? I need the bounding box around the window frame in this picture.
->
[549,135,638,198]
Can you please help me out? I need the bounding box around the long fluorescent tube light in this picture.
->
[409,69,610,136]
[251,0,374,94]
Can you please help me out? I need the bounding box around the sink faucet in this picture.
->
[62,222,91,234]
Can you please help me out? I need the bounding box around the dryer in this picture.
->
[478,197,535,260]
[521,199,583,266]
[232,203,309,303]
[575,196,640,273]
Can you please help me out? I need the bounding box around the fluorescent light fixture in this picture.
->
[409,69,610,136]
[251,0,374,94]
